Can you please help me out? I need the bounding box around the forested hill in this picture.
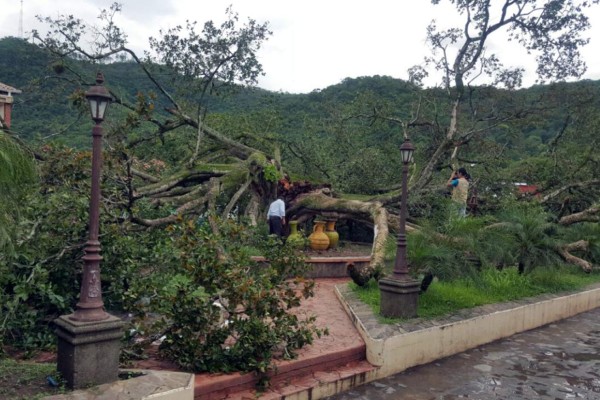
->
[1,36,599,152]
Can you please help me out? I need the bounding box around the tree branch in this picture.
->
[541,180,600,203]
[559,206,600,225]
[556,240,593,272]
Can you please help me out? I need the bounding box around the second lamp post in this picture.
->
[378,138,420,318]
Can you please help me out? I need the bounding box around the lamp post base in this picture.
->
[379,276,420,318]
[54,313,124,389]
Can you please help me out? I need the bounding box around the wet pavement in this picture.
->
[327,307,600,400]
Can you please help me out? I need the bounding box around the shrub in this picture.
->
[124,217,326,379]
[493,201,563,273]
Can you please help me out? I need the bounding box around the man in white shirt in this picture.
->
[267,197,286,237]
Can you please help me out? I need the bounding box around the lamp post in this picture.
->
[54,72,124,389]
[70,72,112,322]
[391,139,414,281]
[378,138,420,318]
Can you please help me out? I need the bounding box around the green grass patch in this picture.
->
[350,266,600,322]
[0,358,65,399]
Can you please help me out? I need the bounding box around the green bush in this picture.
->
[492,201,563,273]
[124,217,326,379]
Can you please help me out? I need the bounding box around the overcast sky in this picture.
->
[2,0,600,93]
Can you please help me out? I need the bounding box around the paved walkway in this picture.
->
[195,278,373,399]
[326,306,600,399]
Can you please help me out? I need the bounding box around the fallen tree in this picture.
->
[28,1,600,285]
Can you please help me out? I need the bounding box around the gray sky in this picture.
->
[2,0,600,93]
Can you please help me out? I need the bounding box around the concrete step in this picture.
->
[194,343,368,399]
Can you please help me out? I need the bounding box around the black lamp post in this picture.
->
[54,72,124,389]
[378,138,420,318]
[70,72,112,322]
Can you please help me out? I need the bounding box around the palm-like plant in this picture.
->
[493,203,562,274]
[407,231,460,279]
[0,132,37,253]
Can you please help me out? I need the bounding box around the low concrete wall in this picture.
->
[336,284,600,378]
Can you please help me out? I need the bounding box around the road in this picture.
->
[327,307,600,400]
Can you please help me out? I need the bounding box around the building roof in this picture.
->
[0,82,22,95]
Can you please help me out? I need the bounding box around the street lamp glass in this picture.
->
[400,140,415,164]
[88,98,109,121]
[85,72,111,122]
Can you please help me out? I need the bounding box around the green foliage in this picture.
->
[403,198,577,282]
[124,217,325,378]
[263,163,281,183]
[492,201,563,273]
[406,230,464,279]
[2,33,600,208]
[404,212,495,281]
[0,144,325,380]
[0,132,38,253]
[0,145,91,351]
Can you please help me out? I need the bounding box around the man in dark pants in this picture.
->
[267,197,286,237]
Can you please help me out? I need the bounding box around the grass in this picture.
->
[350,266,600,321]
[0,358,65,399]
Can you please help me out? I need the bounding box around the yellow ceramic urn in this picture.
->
[286,220,304,248]
[308,221,329,250]
[325,219,339,249]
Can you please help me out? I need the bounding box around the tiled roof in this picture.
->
[0,82,22,95]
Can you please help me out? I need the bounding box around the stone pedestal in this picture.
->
[378,277,420,318]
[54,314,125,389]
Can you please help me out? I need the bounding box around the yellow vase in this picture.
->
[325,219,339,249]
[308,221,329,250]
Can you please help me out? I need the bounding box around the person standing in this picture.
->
[447,167,470,217]
[267,197,286,237]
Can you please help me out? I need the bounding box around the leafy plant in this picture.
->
[124,216,326,381]
[263,163,281,183]
[493,201,563,273]
[0,132,38,254]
